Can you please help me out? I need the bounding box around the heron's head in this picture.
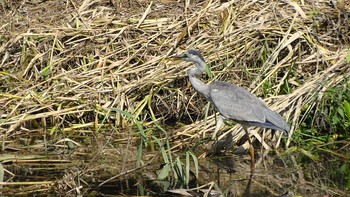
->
[173,49,205,63]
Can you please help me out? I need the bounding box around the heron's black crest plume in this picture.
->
[187,49,205,62]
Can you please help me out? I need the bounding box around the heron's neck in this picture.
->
[188,61,205,77]
[188,61,210,99]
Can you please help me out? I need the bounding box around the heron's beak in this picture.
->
[168,53,185,60]
[168,56,182,60]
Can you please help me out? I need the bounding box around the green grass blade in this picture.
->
[175,157,183,181]
[135,120,147,143]
[344,100,350,122]
[205,64,213,78]
[185,152,190,185]
[147,89,157,121]
[136,140,143,167]
[111,108,133,120]
[111,108,148,144]
[300,148,319,161]
[133,96,148,120]
[152,136,169,163]
[156,124,175,170]
[189,151,199,179]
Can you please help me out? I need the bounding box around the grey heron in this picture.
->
[173,49,290,170]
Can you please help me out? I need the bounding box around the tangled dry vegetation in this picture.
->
[0,0,349,194]
[1,0,349,146]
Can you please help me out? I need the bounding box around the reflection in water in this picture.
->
[1,149,348,196]
[198,150,344,197]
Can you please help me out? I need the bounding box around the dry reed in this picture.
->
[0,0,349,194]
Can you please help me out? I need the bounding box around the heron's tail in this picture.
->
[265,110,290,134]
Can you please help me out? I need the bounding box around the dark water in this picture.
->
[2,148,349,196]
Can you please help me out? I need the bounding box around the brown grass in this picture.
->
[0,0,349,194]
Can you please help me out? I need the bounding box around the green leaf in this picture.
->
[347,173,350,189]
[49,125,58,135]
[300,148,319,161]
[137,184,145,196]
[332,115,340,124]
[337,107,344,119]
[346,49,350,63]
[344,100,350,122]
[339,163,349,174]
[158,163,170,180]
[41,64,52,79]
[205,64,213,78]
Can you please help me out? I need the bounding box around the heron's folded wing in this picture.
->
[209,81,290,132]
[209,82,267,123]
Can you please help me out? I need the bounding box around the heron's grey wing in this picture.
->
[209,81,290,132]
[209,81,267,123]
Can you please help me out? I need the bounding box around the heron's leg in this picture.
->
[243,126,255,173]
[212,115,224,140]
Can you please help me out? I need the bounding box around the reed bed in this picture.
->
[0,0,349,195]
